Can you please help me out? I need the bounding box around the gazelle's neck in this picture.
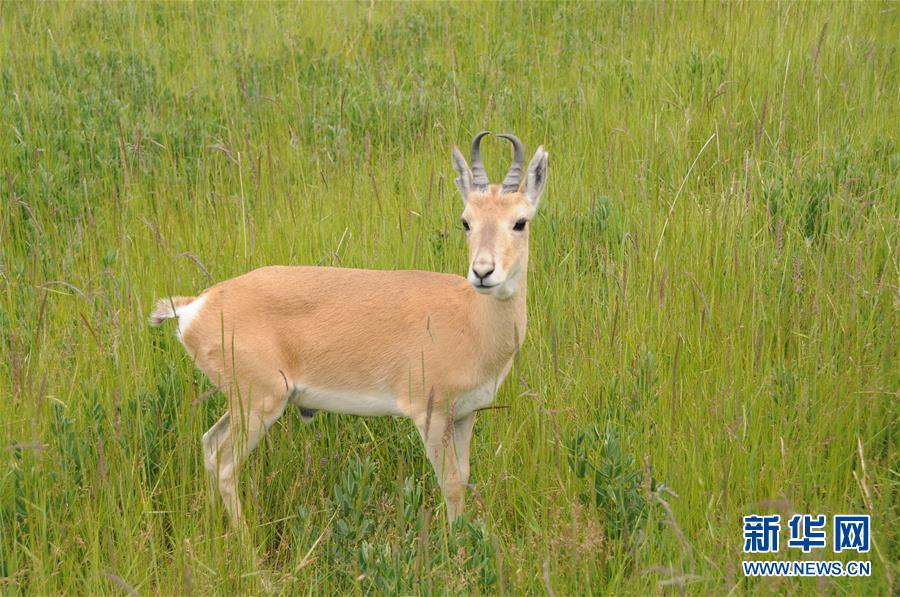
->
[473,255,529,373]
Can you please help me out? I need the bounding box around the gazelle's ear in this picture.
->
[451,146,473,204]
[523,146,548,208]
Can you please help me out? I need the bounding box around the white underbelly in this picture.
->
[290,384,402,417]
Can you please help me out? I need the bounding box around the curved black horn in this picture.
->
[470,130,491,190]
[497,133,524,193]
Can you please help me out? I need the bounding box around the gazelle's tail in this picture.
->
[149,296,197,327]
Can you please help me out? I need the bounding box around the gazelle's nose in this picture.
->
[472,259,495,280]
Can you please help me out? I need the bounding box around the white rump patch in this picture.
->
[176,295,207,340]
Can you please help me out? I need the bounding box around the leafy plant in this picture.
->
[566,422,660,540]
[326,455,377,566]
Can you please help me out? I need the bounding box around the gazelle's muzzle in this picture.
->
[468,241,517,296]
[469,252,498,291]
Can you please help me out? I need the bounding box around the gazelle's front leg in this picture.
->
[452,412,477,488]
[415,412,465,523]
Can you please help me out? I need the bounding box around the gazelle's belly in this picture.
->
[289,383,403,417]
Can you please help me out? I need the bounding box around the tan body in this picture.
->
[182,266,525,417]
[150,132,547,527]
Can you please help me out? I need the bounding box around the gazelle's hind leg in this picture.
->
[202,412,231,493]
[202,393,288,527]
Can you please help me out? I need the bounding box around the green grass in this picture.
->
[1,1,897,594]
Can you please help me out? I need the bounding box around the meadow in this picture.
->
[0,1,896,594]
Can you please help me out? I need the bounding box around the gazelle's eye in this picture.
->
[461,219,470,232]
[513,218,527,232]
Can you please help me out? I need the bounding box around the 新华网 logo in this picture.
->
[742,513,871,577]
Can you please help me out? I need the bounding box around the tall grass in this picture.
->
[1,1,896,594]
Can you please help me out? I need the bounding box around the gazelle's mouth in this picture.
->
[472,280,501,294]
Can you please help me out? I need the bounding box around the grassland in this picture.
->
[0,1,897,594]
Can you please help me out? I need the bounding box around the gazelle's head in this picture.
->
[451,131,548,299]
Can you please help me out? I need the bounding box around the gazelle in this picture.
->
[149,132,548,527]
